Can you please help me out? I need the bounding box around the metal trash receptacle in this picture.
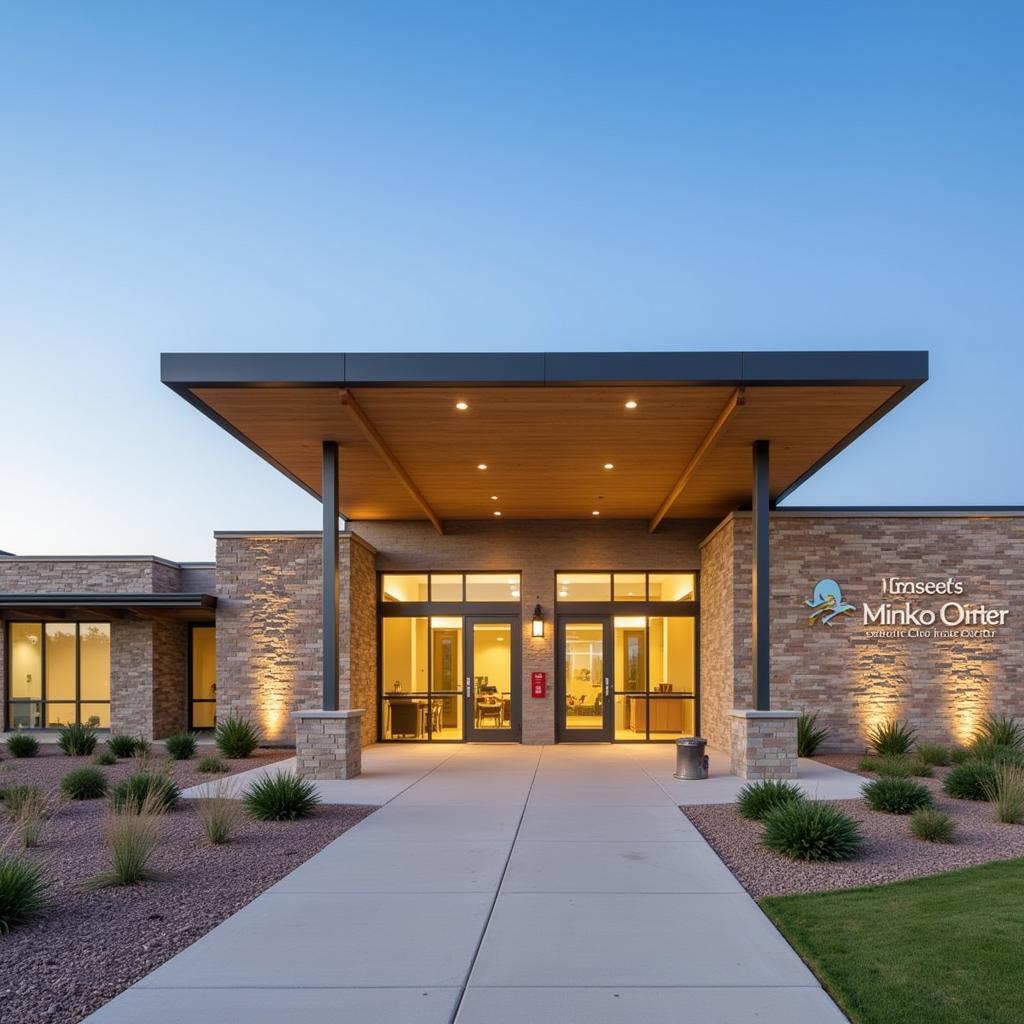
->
[674,737,708,780]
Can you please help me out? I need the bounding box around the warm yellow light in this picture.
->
[490,495,498,500]
[592,510,600,516]
[493,510,502,516]
[625,400,638,409]
[455,401,469,410]
[531,603,545,637]
[478,463,488,470]
[603,463,614,470]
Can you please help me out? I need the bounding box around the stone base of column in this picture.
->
[292,709,365,780]
[729,709,800,780]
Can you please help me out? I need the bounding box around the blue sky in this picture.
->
[1,2,1021,560]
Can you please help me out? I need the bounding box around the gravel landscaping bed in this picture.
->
[683,764,1024,900]
[0,742,293,793]
[0,745,374,1024]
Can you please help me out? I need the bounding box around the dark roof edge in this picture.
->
[0,593,217,608]
[161,350,929,388]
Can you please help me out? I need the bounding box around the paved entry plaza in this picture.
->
[86,744,862,1023]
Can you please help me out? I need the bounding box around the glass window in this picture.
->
[79,623,110,701]
[648,573,696,602]
[564,622,605,730]
[556,573,612,602]
[465,573,521,602]
[7,622,109,730]
[9,623,42,700]
[190,626,216,728]
[382,617,428,696]
[45,623,77,702]
[381,574,428,602]
[430,617,463,693]
[649,616,695,694]
[613,573,646,601]
[430,574,463,602]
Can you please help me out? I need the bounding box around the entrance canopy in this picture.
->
[162,350,927,531]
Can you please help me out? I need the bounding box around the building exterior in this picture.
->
[3,351,1022,776]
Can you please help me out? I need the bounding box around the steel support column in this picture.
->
[322,441,340,711]
[752,439,771,710]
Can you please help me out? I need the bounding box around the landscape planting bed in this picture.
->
[0,745,374,1024]
[683,762,1024,899]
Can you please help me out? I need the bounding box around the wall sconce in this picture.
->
[531,603,545,638]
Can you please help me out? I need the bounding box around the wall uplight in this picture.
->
[532,603,545,638]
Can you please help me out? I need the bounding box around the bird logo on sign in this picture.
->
[806,578,857,626]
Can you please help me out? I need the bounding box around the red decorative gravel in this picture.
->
[683,760,1024,900]
[0,745,374,1024]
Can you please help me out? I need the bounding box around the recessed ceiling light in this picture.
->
[490,495,498,500]
[478,463,488,470]
[455,401,468,411]
[603,463,614,470]
[625,400,638,409]
[493,510,502,516]
[592,510,600,516]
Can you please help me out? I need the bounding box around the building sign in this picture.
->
[807,576,1009,640]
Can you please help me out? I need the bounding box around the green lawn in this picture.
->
[761,859,1024,1024]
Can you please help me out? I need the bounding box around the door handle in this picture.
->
[465,676,471,698]
[604,677,610,698]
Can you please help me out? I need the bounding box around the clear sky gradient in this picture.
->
[1,2,1021,561]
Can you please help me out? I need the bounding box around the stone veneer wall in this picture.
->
[351,519,711,745]
[710,513,1024,753]
[697,520,734,751]
[0,557,185,593]
[214,532,378,745]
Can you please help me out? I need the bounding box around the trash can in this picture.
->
[674,737,709,780]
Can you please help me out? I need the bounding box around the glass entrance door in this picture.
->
[558,617,612,741]
[464,618,520,741]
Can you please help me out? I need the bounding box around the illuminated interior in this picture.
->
[557,572,695,602]
[191,626,217,728]
[7,621,111,728]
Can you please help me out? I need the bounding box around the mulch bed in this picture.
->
[0,744,374,1024]
[683,760,1024,900]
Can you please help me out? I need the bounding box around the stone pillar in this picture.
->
[729,709,799,780]
[292,709,364,780]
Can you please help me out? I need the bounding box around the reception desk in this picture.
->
[625,695,695,735]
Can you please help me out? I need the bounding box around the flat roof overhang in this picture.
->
[161,350,928,529]
[0,593,217,623]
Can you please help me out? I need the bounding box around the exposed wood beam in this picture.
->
[339,389,444,534]
[648,387,746,533]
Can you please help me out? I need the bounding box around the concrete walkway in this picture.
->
[88,745,856,1024]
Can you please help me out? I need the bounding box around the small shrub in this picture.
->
[737,779,805,821]
[0,851,48,932]
[975,714,1024,751]
[57,722,97,757]
[950,746,972,765]
[93,749,117,766]
[163,733,198,761]
[197,782,244,844]
[915,743,953,767]
[908,759,934,778]
[867,719,917,757]
[983,762,1024,824]
[3,785,42,818]
[6,734,38,758]
[243,772,320,821]
[761,801,863,862]
[109,772,180,814]
[215,717,262,759]
[61,767,108,801]
[86,791,166,888]
[863,776,934,815]
[910,808,957,844]
[133,737,152,756]
[943,760,997,801]
[198,755,228,774]
[797,712,829,757]
[968,738,1024,766]
[10,788,56,849]
[107,735,139,759]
